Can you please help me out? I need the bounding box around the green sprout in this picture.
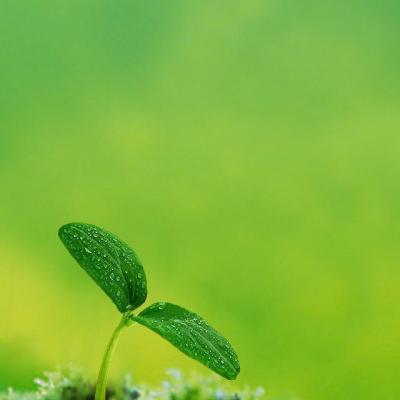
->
[58,223,240,400]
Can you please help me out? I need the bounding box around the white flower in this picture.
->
[166,369,182,380]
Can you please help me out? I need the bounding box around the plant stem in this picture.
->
[95,315,128,400]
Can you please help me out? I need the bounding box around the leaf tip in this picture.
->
[58,222,76,241]
[227,363,240,380]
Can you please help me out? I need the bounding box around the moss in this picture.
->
[0,368,265,400]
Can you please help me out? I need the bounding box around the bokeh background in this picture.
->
[1,1,400,399]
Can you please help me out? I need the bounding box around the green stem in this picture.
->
[95,315,129,400]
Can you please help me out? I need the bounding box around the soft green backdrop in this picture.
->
[1,1,399,399]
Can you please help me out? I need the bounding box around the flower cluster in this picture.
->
[0,368,265,400]
[118,368,265,400]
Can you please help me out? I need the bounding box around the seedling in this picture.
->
[58,223,240,400]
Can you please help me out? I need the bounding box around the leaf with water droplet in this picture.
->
[58,222,147,312]
[131,302,240,380]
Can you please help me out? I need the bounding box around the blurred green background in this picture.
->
[1,1,399,399]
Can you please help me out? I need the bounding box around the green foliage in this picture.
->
[59,223,147,312]
[0,368,92,400]
[0,369,265,400]
[133,303,240,380]
[58,223,240,399]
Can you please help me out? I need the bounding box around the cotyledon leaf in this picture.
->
[58,223,147,313]
[131,302,240,380]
